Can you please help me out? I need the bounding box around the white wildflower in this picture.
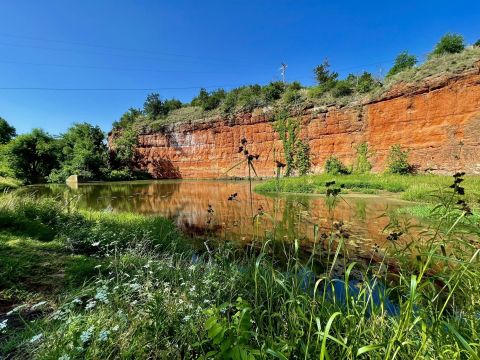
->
[72,298,82,305]
[58,354,71,360]
[80,326,94,344]
[183,315,191,322]
[85,300,97,310]
[112,325,119,332]
[0,319,8,331]
[29,333,43,343]
[98,329,109,342]
[94,287,109,304]
[189,285,196,292]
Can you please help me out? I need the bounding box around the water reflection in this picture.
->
[26,180,413,259]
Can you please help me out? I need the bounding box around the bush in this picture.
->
[236,85,263,111]
[331,80,353,97]
[354,142,372,174]
[356,72,378,93]
[191,88,225,111]
[324,155,350,175]
[261,81,285,103]
[474,39,480,48]
[386,144,413,174]
[387,51,417,78]
[282,88,302,105]
[430,33,465,57]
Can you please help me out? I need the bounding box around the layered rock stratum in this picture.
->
[110,65,480,178]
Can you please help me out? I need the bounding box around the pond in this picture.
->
[26,180,416,262]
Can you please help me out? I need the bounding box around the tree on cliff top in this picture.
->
[430,33,465,57]
[0,117,16,144]
[313,59,338,89]
[474,39,480,47]
[387,51,418,78]
[144,93,167,119]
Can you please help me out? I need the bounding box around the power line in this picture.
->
[0,59,241,74]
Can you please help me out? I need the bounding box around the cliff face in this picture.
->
[114,67,480,178]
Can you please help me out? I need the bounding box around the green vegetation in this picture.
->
[386,51,417,78]
[1,174,479,358]
[475,39,480,47]
[353,142,372,174]
[324,155,350,175]
[386,144,413,175]
[3,129,60,184]
[256,173,480,203]
[48,123,109,183]
[430,33,465,57]
[0,117,16,144]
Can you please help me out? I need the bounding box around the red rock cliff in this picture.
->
[113,67,480,178]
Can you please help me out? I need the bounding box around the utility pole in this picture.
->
[280,62,288,83]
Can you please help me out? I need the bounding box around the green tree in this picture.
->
[163,98,182,113]
[111,127,138,168]
[430,33,465,56]
[5,129,59,184]
[261,81,285,103]
[387,52,417,77]
[0,117,16,144]
[144,93,166,119]
[314,59,338,87]
[474,39,480,47]
[112,108,142,129]
[191,88,225,111]
[48,123,108,182]
[356,72,378,93]
[386,144,413,174]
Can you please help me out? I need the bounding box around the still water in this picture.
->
[27,180,415,261]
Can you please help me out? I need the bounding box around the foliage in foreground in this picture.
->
[0,175,479,359]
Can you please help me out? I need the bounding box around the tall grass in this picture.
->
[1,175,479,359]
[256,173,480,204]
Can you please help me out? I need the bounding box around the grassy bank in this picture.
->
[255,173,480,203]
[0,176,21,192]
[1,183,479,359]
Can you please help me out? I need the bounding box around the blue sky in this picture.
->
[1,0,479,135]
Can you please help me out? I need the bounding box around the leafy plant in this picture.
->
[314,59,338,87]
[274,110,299,176]
[354,142,372,174]
[331,80,353,97]
[295,140,311,176]
[387,51,418,77]
[474,39,480,48]
[198,298,259,359]
[0,117,16,144]
[324,155,350,175]
[192,88,226,111]
[386,144,413,174]
[430,33,465,57]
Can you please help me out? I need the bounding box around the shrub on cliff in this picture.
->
[191,88,225,111]
[387,51,418,78]
[331,79,353,97]
[236,85,263,111]
[474,39,480,47]
[324,155,350,175]
[262,81,285,103]
[386,144,413,174]
[430,33,465,57]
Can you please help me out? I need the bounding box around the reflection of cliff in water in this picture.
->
[27,180,414,260]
